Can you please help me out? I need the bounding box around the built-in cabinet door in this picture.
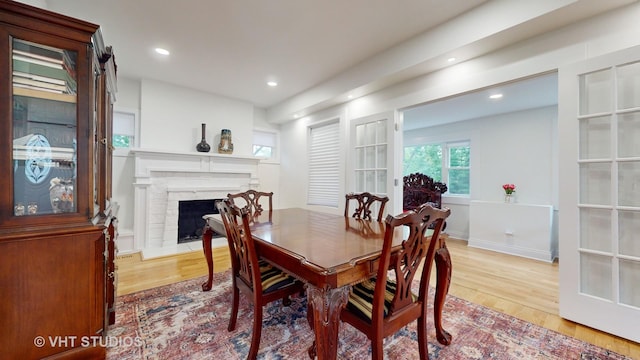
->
[348,111,396,214]
[558,45,640,342]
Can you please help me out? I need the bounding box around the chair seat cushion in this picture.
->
[346,277,417,322]
[258,260,298,293]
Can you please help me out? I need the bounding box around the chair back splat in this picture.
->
[341,203,451,360]
[402,173,447,211]
[227,189,273,216]
[344,192,389,222]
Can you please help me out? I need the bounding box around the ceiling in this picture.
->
[39,0,635,124]
[403,72,558,130]
[43,0,488,108]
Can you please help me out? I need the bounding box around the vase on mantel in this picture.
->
[196,123,211,152]
[504,193,514,203]
[218,128,233,154]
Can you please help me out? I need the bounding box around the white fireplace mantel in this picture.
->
[131,148,261,258]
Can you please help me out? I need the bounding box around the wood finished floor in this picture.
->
[115,239,640,358]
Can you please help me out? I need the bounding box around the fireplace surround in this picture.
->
[131,148,261,258]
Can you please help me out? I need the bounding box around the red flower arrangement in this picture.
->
[502,183,516,195]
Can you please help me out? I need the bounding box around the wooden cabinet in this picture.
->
[0,1,117,359]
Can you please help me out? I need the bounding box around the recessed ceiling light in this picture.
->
[489,94,503,99]
[447,57,456,63]
[267,81,278,87]
[155,48,170,55]
[347,94,354,99]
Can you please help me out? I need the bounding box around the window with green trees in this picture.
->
[403,141,470,195]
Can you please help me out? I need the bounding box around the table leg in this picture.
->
[306,285,350,360]
[434,241,452,345]
[201,225,215,291]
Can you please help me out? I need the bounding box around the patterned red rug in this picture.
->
[107,270,629,359]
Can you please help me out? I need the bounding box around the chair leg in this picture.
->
[247,304,263,360]
[417,316,429,360]
[282,295,291,306]
[228,285,240,331]
[371,336,384,360]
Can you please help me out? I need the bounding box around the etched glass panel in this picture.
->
[617,61,640,110]
[579,208,611,252]
[579,69,612,116]
[579,162,611,205]
[618,161,640,207]
[12,38,78,216]
[355,147,364,169]
[376,120,386,143]
[580,253,612,300]
[365,146,375,168]
[620,259,640,308]
[376,170,386,194]
[619,210,640,257]
[376,145,386,168]
[618,112,640,158]
[579,116,610,160]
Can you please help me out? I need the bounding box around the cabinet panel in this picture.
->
[0,230,105,359]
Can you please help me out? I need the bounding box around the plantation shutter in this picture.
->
[308,121,340,207]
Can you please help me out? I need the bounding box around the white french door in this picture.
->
[558,45,640,342]
[348,112,397,215]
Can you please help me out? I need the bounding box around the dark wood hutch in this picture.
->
[0,1,118,358]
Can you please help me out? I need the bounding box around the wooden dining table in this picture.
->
[201,208,453,360]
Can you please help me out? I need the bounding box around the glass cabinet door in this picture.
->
[12,38,78,216]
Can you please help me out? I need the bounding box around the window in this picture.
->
[112,110,136,149]
[403,141,470,195]
[252,130,277,159]
[308,121,340,207]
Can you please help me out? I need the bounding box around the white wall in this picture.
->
[405,106,558,239]
[111,78,270,252]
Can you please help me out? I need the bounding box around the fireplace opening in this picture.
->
[178,199,223,244]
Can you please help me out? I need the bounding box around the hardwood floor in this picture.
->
[115,239,639,358]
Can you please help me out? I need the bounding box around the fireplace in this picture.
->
[177,199,222,244]
[131,148,261,258]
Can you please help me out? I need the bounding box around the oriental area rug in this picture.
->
[106,271,630,360]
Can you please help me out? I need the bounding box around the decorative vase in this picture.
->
[196,123,211,152]
[504,193,514,203]
[218,128,234,154]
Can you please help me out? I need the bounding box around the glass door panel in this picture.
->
[617,112,640,158]
[580,253,612,300]
[12,38,77,216]
[618,161,640,207]
[579,208,611,252]
[617,61,640,110]
[579,116,610,159]
[579,162,611,205]
[619,210,640,257]
[579,69,612,115]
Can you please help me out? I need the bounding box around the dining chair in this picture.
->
[216,199,304,360]
[402,173,447,211]
[340,203,451,359]
[227,189,273,216]
[344,192,389,221]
